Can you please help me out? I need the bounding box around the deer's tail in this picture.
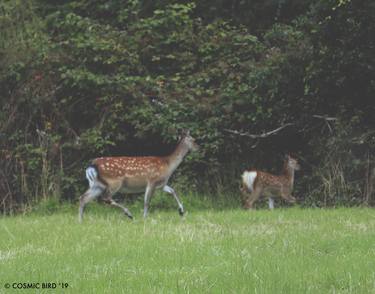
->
[85,164,99,188]
[241,171,257,192]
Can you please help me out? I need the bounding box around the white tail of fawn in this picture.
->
[78,130,198,222]
[241,155,300,209]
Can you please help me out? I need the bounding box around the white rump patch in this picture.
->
[85,166,98,188]
[242,171,257,192]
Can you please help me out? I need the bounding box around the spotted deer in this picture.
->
[240,155,300,209]
[78,131,198,222]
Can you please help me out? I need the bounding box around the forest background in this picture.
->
[1,0,374,213]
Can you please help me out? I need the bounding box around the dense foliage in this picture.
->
[1,0,374,212]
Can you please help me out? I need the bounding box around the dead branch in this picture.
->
[224,123,294,139]
[312,115,337,133]
[312,115,337,121]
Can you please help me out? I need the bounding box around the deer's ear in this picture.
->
[180,129,189,137]
[176,129,184,140]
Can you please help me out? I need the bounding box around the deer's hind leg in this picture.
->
[240,185,250,208]
[100,185,133,220]
[268,198,275,210]
[243,187,262,209]
[79,185,105,223]
[101,193,133,220]
[143,183,156,218]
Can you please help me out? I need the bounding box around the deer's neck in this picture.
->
[283,165,295,188]
[165,141,189,176]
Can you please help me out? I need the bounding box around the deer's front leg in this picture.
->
[143,183,156,218]
[287,195,297,203]
[163,185,184,216]
[281,188,297,204]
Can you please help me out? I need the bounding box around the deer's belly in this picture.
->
[120,186,145,194]
[118,177,168,194]
[262,186,281,197]
[119,177,147,193]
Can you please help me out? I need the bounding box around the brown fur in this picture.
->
[241,155,300,209]
[78,131,198,221]
[94,156,167,180]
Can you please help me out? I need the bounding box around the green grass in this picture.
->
[1,206,375,293]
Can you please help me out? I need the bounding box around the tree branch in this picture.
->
[312,115,337,121]
[224,123,294,139]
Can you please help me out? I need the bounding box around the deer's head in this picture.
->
[180,130,199,151]
[285,155,300,171]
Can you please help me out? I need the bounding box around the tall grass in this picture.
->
[1,207,375,293]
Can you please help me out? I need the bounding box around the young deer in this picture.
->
[78,131,198,222]
[240,155,300,209]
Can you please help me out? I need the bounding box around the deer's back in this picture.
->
[256,171,290,190]
[93,156,168,182]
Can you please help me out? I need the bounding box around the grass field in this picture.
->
[1,205,375,293]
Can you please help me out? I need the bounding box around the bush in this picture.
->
[1,0,374,213]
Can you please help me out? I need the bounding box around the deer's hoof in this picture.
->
[178,207,184,216]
